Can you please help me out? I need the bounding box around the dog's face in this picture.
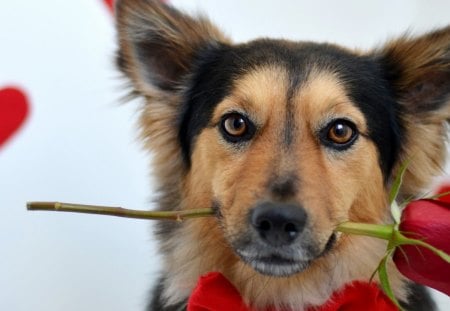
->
[181,41,398,276]
[116,0,450,307]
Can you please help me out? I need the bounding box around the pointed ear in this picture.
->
[379,26,450,113]
[376,26,450,196]
[115,0,229,93]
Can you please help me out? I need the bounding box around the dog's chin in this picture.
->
[235,233,337,277]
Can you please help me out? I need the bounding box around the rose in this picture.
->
[393,199,450,296]
[336,161,450,309]
[337,198,450,308]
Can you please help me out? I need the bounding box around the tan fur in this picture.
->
[377,27,450,198]
[397,111,449,198]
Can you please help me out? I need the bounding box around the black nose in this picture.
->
[250,202,307,247]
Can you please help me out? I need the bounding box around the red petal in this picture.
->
[315,281,397,311]
[394,199,450,295]
[394,245,450,295]
[187,272,251,311]
[399,199,450,252]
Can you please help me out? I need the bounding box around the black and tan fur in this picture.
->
[115,1,450,310]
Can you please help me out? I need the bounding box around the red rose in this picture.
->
[393,199,450,296]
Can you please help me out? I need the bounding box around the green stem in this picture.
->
[377,251,404,310]
[27,202,215,221]
[27,203,450,264]
[389,159,411,204]
[336,222,395,241]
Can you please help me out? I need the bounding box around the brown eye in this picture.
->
[220,113,255,143]
[223,114,247,137]
[320,119,358,150]
[328,122,353,144]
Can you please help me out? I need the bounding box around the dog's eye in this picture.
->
[224,114,247,136]
[328,122,353,143]
[220,113,255,143]
[321,119,358,150]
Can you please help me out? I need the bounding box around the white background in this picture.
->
[1,0,449,310]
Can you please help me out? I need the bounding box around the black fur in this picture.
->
[270,175,299,200]
[401,283,436,311]
[148,277,187,311]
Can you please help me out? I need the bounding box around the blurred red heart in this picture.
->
[103,0,114,13]
[102,0,167,13]
[0,87,30,148]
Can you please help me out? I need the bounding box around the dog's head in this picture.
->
[116,0,450,280]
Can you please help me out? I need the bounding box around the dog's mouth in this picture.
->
[234,233,337,277]
[238,252,312,277]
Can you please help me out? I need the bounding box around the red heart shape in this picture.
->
[102,0,168,14]
[0,87,30,148]
[103,0,114,13]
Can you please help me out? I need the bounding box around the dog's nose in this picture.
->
[250,202,307,247]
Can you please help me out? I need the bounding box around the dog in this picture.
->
[115,1,450,310]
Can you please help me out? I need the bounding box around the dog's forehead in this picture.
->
[210,66,368,140]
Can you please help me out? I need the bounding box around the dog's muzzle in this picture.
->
[232,201,333,277]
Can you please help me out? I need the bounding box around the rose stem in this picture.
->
[27,202,215,221]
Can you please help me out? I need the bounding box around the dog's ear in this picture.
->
[115,1,230,200]
[115,0,229,93]
[376,26,450,196]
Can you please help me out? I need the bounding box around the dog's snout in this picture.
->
[251,202,307,247]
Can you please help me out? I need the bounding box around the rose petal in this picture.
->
[394,199,450,295]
